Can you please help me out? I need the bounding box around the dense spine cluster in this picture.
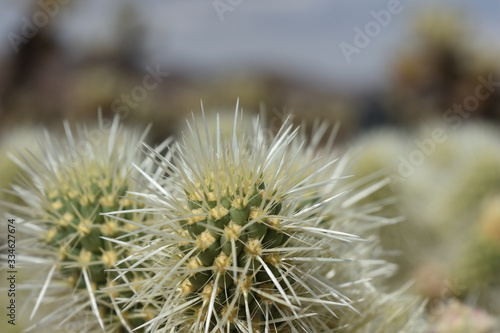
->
[4,110,430,333]
[178,179,290,331]
[41,169,149,331]
[109,111,427,333]
[9,117,155,332]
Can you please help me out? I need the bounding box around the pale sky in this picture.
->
[1,0,499,91]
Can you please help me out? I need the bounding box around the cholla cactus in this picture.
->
[456,195,500,313]
[345,129,435,287]
[338,283,428,333]
[0,126,43,205]
[398,123,500,307]
[6,116,158,332]
[109,110,426,332]
[428,300,496,333]
[422,123,500,235]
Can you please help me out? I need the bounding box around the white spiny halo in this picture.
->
[108,105,426,333]
[4,114,161,332]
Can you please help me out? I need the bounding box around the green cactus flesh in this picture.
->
[43,170,150,331]
[177,180,292,331]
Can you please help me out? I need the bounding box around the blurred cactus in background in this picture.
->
[457,195,500,312]
[428,300,496,333]
[408,123,500,313]
[0,126,44,206]
[347,120,500,321]
[345,129,437,287]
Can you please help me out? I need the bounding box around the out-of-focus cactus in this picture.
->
[345,129,435,287]
[456,195,500,312]
[0,126,43,205]
[427,300,496,333]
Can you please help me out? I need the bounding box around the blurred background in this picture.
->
[0,0,499,138]
[1,0,500,332]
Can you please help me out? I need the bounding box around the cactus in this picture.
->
[427,300,496,333]
[0,126,43,206]
[7,116,157,332]
[109,110,426,332]
[455,195,500,313]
